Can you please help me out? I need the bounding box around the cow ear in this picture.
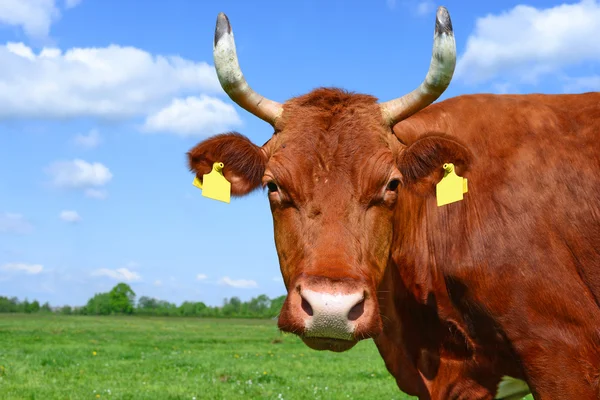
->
[397,134,473,196]
[187,132,268,196]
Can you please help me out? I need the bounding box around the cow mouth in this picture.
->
[301,336,358,352]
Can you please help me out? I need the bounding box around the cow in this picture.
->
[187,7,600,400]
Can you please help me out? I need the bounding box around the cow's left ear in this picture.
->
[187,132,268,196]
[397,134,473,196]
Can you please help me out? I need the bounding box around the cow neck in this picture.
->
[388,191,442,302]
[374,194,490,398]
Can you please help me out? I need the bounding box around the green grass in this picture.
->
[0,314,411,399]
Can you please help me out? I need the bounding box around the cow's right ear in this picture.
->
[397,134,473,196]
[187,132,268,196]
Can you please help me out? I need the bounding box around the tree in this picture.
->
[0,296,19,313]
[194,301,207,315]
[29,300,40,313]
[137,296,159,314]
[179,301,196,316]
[85,292,112,315]
[222,296,242,317]
[156,300,178,316]
[109,283,136,314]
[248,294,271,317]
[269,295,286,318]
[22,299,31,313]
[0,292,290,318]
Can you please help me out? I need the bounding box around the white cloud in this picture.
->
[59,210,81,222]
[492,82,520,94]
[196,273,207,281]
[154,279,162,287]
[0,0,60,40]
[0,42,223,121]
[45,159,112,189]
[1,262,43,274]
[218,276,258,289]
[0,0,82,40]
[388,0,434,15]
[84,188,108,199]
[0,212,33,234]
[456,0,600,85]
[416,1,435,15]
[91,268,141,282]
[563,75,600,92]
[141,95,242,137]
[125,261,140,269]
[73,129,101,149]
[64,0,81,9]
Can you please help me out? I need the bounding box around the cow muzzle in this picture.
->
[278,277,382,352]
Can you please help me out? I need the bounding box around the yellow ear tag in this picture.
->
[436,163,468,207]
[192,176,203,190]
[192,162,231,204]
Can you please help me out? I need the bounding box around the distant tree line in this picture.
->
[0,283,286,319]
[0,297,52,313]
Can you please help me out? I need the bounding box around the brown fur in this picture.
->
[187,88,600,399]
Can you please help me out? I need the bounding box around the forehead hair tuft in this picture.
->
[286,87,379,113]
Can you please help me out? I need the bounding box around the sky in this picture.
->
[0,0,599,307]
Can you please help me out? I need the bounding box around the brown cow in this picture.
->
[187,7,600,400]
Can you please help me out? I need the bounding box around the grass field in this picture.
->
[0,314,411,399]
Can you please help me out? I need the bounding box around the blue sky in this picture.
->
[0,0,598,307]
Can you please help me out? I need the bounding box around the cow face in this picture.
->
[187,7,461,352]
[188,90,402,351]
[188,88,472,351]
[258,91,400,352]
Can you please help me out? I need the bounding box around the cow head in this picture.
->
[188,7,469,352]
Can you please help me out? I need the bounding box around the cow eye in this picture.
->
[386,179,400,191]
[267,182,279,193]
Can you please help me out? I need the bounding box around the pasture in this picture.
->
[0,314,409,399]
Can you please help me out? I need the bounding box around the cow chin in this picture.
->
[301,337,358,352]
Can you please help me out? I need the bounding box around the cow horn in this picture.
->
[379,6,456,126]
[213,13,284,127]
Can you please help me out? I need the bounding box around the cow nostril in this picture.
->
[301,296,314,317]
[347,298,365,321]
